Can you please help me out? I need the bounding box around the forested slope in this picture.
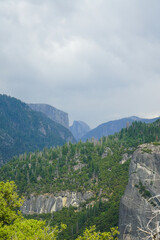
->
[0,95,75,166]
[82,116,160,141]
[1,120,160,239]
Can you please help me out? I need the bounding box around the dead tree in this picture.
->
[138,195,160,240]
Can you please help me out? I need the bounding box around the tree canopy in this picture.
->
[75,225,119,240]
[0,181,119,239]
[0,181,66,240]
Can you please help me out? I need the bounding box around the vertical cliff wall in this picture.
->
[21,191,93,214]
[28,104,69,129]
[119,144,160,240]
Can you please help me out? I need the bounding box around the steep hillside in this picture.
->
[81,116,160,141]
[1,120,160,239]
[119,143,160,240]
[28,103,69,129]
[0,95,75,166]
[0,137,130,239]
[70,121,91,140]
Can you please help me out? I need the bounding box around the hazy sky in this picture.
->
[1,0,160,128]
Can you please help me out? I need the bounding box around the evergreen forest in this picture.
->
[0,94,75,166]
[1,120,160,239]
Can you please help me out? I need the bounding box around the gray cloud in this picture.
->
[0,0,160,128]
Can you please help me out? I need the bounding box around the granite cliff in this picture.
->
[70,121,90,141]
[28,103,69,129]
[119,143,160,240]
[21,191,93,214]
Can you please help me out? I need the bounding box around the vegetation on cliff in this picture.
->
[0,181,66,239]
[1,120,160,239]
[0,94,75,166]
[0,181,118,240]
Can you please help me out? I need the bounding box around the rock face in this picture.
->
[28,104,69,129]
[119,143,160,240]
[70,121,90,141]
[21,191,93,214]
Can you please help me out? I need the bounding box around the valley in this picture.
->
[1,95,160,239]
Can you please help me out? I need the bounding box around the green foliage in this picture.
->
[0,181,23,226]
[0,181,66,240]
[1,120,160,239]
[0,94,75,166]
[0,219,66,240]
[75,225,119,240]
[0,140,130,197]
[0,139,130,239]
[118,120,160,147]
[153,142,160,145]
[141,148,152,154]
[0,181,119,240]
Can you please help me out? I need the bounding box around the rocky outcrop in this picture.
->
[102,147,113,158]
[28,104,69,129]
[70,121,90,141]
[120,153,132,164]
[119,143,160,239]
[21,191,93,214]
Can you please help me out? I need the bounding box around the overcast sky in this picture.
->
[1,0,160,128]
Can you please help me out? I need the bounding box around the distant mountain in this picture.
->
[81,116,160,141]
[0,95,75,166]
[28,103,69,128]
[70,121,91,140]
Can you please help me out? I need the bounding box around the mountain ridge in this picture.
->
[0,94,75,166]
[81,116,160,141]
